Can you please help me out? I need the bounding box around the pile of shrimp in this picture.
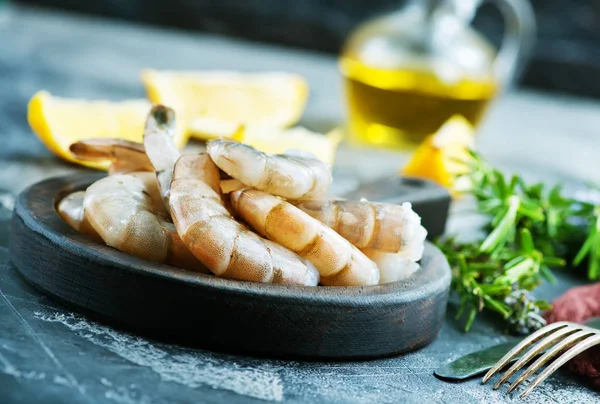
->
[57,105,427,287]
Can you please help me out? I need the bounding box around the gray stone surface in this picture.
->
[1,4,600,403]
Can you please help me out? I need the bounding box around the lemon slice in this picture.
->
[27,91,189,169]
[232,126,343,166]
[141,69,309,140]
[402,115,475,193]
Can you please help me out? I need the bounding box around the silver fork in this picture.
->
[481,321,600,398]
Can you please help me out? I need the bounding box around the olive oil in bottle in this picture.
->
[338,0,532,150]
[340,57,497,149]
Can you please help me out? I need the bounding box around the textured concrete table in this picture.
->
[1,5,600,403]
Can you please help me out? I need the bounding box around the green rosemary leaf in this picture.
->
[518,200,545,221]
[496,257,535,284]
[479,284,512,294]
[464,308,478,332]
[573,231,595,266]
[540,264,557,284]
[504,255,527,270]
[480,195,520,253]
[546,208,561,239]
[483,295,511,318]
[478,198,503,214]
[542,256,566,267]
[519,228,535,253]
[589,230,600,280]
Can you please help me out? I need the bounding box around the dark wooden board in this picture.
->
[9,173,451,359]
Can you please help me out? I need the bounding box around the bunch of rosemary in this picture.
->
[437,152,600,334]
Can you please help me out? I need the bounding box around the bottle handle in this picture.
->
[486,0,536,88]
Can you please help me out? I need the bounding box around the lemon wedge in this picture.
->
[27,91,189,169]
[141,69,309,140]
[402,115,475,193]
[232,126,343,166]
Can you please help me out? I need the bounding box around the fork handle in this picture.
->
[434,340,526,381]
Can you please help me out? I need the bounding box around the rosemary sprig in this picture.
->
[439,151,599,334]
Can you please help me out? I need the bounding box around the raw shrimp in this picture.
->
[70,139,153,175]
[56,191,100,240]
[169,154,319,285]
[207,139,332,200]
[293,199,426,284]
[293,200,427,254]
[362,243,424,284]
[83,171,206,272]
[229,188,380,286]
[143,105,319,286]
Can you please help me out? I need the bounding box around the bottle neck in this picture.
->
[406,0,480,24]
[450,0,481,24]
[406,0,481,53]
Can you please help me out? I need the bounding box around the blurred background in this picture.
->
[3,0,600,196]
[12,0,600,98]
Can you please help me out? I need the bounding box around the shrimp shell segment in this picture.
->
[207,139,332,200]
[229,188,380,286]
[294,200,427,254]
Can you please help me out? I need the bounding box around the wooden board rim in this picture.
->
[9,173,452,358]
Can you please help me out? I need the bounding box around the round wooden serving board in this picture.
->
[10,173,451,359]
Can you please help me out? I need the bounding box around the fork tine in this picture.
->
[520,333,600,398]
[492,325,580,389]
[481,322,571,384]
[506,330,595,394]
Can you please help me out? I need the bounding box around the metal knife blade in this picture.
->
[434,317,600,381]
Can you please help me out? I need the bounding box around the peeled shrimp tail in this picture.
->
[143,105,181,206]
[69,139,152,175]
[207,139,332,200]
[57,191,101,240]
[169,154,319,286]
[362,249,421,284]
[229,188,380,286]
[294,200,427,254]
